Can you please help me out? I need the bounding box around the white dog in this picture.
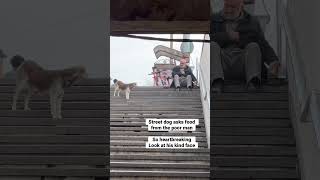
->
[10,55,87,119]
[113,79,137,100]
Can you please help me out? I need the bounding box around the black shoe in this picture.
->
[187,86,192,91]
[175,86,181,91]
[247,77,261,92]
[247,82,257,92]
[211,78,224,94]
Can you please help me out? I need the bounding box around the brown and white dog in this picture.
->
[113,79,137,100]
[10,55,87,119]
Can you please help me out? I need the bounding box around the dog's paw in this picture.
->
[52,116,62,120]
[24,107,31,111]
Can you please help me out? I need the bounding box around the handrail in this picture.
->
[278,1,320,148]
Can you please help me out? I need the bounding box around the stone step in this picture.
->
[212,156,297,168]
[210,145,297,156]
[111,152,209,157]
[0,126,107,135]
[211,117,292,127]
[111,106,202,110]
[212,93,288,101]
[0,102,107,110]
[111,154,210,161]
[111,162,209,169]
[110,91,201,96]
[0,135,108,144]
[212,101,288,110]
[111,105,203,108]
[0,93,108,101]
[110,177,208,180]
[212,167,298,179]
[112,168,208,173]
[0,110,107,118]
[211,109,289,118]
[211,127,293,136]
[110,111,203,115]
[0,117,107,126]
[0,166,107,176]
[211,135,295,145]
[0,78,107,86]
[109,84,208,178]
[110,170,209,178]
[0,86,108,93]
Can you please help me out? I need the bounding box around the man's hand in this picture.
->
[269,62,281,76]
[228,30,240,41]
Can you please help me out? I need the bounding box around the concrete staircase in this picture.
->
[110,87,210,179]
[210,81,300,179]
[0,78,108,179]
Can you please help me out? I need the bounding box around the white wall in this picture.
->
[0,0,109,78]
[199,34,211,147]
[286,1,320,180]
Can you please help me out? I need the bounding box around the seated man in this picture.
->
[211,0,280,93]
[171,58,197,91]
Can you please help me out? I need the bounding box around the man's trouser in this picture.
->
[211,41,262,85]
[174,75,192,88]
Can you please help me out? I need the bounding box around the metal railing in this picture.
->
[278,1,320,148]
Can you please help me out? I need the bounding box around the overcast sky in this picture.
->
[111,34,205,86]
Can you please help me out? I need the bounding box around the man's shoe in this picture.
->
[187,86,192,91]
[247,82,257,92]
[175,86,181,91]
[211,79,224,94]
[247,77,261,92]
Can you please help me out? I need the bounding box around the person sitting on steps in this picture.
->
[171,58,197,91]
[210,0,280,93]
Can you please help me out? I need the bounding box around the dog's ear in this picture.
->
[113,79,118,84]
[10,55,25,70]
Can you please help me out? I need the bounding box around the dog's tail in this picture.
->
[10,55,25,71]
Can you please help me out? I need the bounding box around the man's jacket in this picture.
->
[210,11,279,65]
[170,65,197,88]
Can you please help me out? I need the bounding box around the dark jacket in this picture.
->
[170,65,197,88]
[210,11,279,65]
